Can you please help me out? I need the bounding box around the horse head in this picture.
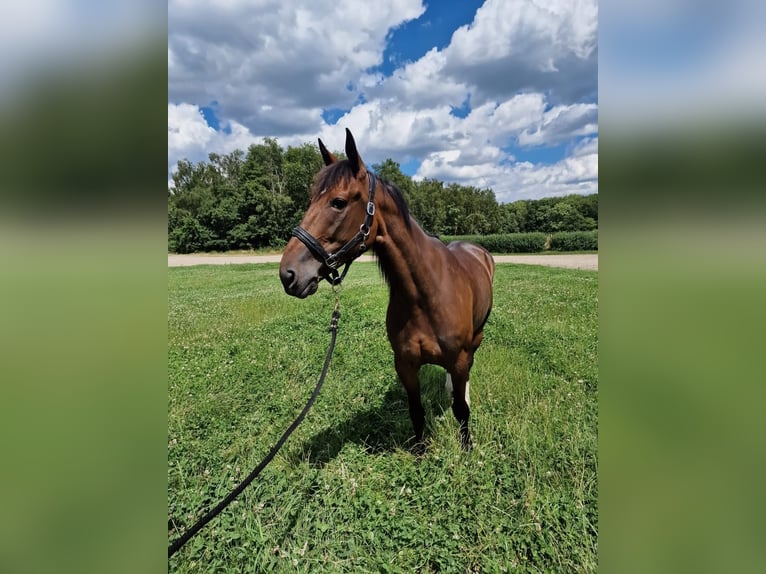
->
[280,129,379,297]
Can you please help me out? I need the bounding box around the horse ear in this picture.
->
[318,138,337,166]
[344,128,366,177]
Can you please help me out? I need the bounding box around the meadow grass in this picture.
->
[168,262,598,573]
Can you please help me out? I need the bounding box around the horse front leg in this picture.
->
[394,356,425,453]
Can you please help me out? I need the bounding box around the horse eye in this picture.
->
[330,198,347,210]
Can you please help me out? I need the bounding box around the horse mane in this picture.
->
[380,179,412,231]
[313,161,411,231]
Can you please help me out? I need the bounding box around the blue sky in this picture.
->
[373,0,486,76]
[168,0,598,201]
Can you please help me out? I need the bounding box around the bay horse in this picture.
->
[279,129,494,451]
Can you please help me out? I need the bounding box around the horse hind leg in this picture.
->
[444,373,469,407]
[450,331,488,448]
[447,359,473,450]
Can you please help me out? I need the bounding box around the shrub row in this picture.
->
[440,230,598,253]
[441,232,547,253]
[548,230,598,251]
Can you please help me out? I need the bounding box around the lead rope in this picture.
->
[168,287,342,559]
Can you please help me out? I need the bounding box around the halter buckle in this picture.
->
[366,202,375,216]
[325,253,339,269]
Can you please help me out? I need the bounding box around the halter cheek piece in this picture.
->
[291,171,377,286]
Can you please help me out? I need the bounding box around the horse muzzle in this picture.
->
[279,264,319,298]
[280,239,325,298]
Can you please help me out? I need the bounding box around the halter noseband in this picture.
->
[291,171,377,286]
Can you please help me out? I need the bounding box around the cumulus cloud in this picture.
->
[317,0,598,197]
[336,93,599,200]
[331,93,595,163]
[168,0,598,200]
[167,103,258,181]
[571,135,599,157]
[369,48,469,108]
[169,0,426,133]
[441,0,598,104]
[367,0,598,108]
[416,138,598,202]
[518,103,598,146]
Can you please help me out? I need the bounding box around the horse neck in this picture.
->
[371,193,438,304]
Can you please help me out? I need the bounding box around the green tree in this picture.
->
[209,150,244,194]
[283,143,323,212]
[410,178,446,234]
[373,158,415,201]
[230,190,294,249]
[243,138,285,195]
[548,201,585,231]
[169,215,212,253]
[168,138,597,251]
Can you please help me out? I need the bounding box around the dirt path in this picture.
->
[169,253,597,271]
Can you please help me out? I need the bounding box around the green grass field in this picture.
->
[168,262,598,573]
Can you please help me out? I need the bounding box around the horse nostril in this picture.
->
[280,268,297,291]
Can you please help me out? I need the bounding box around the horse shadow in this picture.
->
[297,364,453,467]
[273,366,453,547]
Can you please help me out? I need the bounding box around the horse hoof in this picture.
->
[412,441,426,457]
[460,433,473,451]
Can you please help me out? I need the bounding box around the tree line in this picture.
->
[168,138,598,253]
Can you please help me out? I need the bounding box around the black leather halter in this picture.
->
[291,171,377,286]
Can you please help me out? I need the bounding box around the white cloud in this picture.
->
[370,48,469,108]
[518,103,598,146]
[168,0,599,201]
[319,0,599,200]
[168,103,215,156]
[571,135,598,157]
[367,0,599,111]
[320,100,457,161]
[169,0,426,133]
[442,0,598,104]
[167,102,260,183]
[449,0,597,65]
[321,91,596,165]
[317,92,598,201]
[415,137,598,201]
